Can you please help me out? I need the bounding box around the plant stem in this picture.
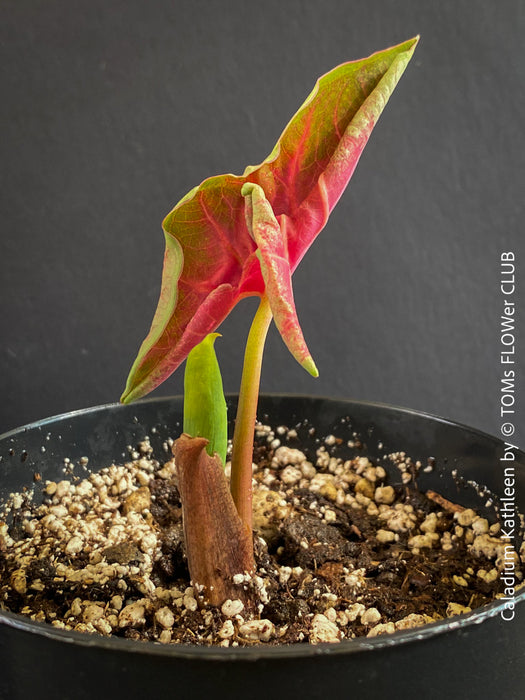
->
[230,295,273,530]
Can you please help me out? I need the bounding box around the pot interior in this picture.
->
[1,394,524,648]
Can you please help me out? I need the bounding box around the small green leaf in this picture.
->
[183,333,228,465]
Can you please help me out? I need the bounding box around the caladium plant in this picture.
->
[122,37,418,606]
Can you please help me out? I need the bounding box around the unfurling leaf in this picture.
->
[183,333,227,465]
[121,37,419,403]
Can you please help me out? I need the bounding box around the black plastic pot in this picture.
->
[1,395,524,699]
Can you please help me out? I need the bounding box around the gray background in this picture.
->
[1,0,523,446]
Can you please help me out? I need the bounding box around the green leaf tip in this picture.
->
[183,333,228,465]
[304,356,319,378]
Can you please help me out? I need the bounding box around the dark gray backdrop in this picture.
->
[1,0,523,447]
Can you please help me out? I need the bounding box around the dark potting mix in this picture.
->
[1,421,523,646]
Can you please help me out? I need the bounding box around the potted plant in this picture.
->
[1,37,524,698]
[119,35,423,609]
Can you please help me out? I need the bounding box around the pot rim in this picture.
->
[1,394,524,660]
[1,392,521,447]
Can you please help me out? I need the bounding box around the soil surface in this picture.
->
[1,422,524,646]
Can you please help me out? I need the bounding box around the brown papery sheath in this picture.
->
[173,434,255,608]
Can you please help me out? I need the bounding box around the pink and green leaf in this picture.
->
[241,182,318,377]
[121,37,418,403]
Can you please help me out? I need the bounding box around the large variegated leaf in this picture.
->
[121,37,418,403]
